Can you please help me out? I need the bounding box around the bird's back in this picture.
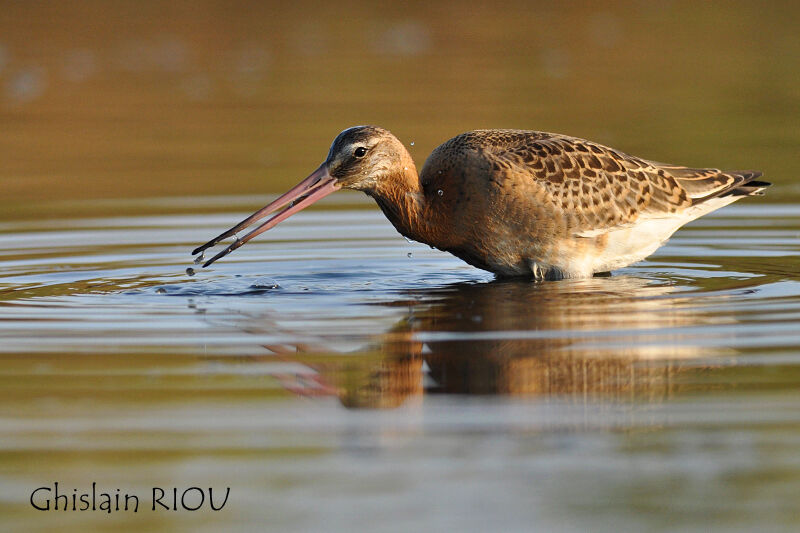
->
[418,129,769,278]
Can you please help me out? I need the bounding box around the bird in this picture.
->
[192,126,770,280]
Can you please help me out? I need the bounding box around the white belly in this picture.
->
[556,195,742,278]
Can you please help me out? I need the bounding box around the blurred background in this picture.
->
[1,0,798,220]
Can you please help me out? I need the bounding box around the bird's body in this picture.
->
[193,126,769,279]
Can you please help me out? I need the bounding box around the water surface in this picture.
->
[1,198,800,531]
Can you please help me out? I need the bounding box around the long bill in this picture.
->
[192,163,339,268]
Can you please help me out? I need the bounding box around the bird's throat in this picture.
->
[367,167,429,243]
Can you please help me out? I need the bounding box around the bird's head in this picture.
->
[192,125,414,267]
[325,125,411,191]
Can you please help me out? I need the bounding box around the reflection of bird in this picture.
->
[194,126,770,279]
[415,277,711,398]
[249,276,732,408]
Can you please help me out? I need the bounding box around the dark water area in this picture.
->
[1,1,800,531]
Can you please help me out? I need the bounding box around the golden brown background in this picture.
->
[1,0,798,220]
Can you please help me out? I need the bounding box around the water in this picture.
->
[2,1,800,530]
[2,199,800,531]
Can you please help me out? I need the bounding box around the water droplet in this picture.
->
[250,277,280,290]
[193,252,205,264]
[437,189,443,197]
[186,267,196,276]
[155,287,167,294]
[407,252,413,258]
[410,141,415,146]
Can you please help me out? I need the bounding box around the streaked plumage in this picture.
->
[193,126,770,279]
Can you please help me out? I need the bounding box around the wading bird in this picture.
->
[192,126,769,280]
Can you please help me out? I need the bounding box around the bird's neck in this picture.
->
[367,166,430,243]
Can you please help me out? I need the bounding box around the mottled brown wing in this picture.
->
[475,130,756,234]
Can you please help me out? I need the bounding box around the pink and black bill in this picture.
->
[191,163,340,268]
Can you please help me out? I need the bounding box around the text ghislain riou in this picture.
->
[31,483,230,513]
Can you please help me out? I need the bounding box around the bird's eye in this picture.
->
[354,147,367,158]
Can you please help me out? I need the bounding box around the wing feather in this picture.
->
[464,130,763,235]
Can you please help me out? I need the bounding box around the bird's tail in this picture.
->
[724,172,771,197]
[682,169,770,204]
